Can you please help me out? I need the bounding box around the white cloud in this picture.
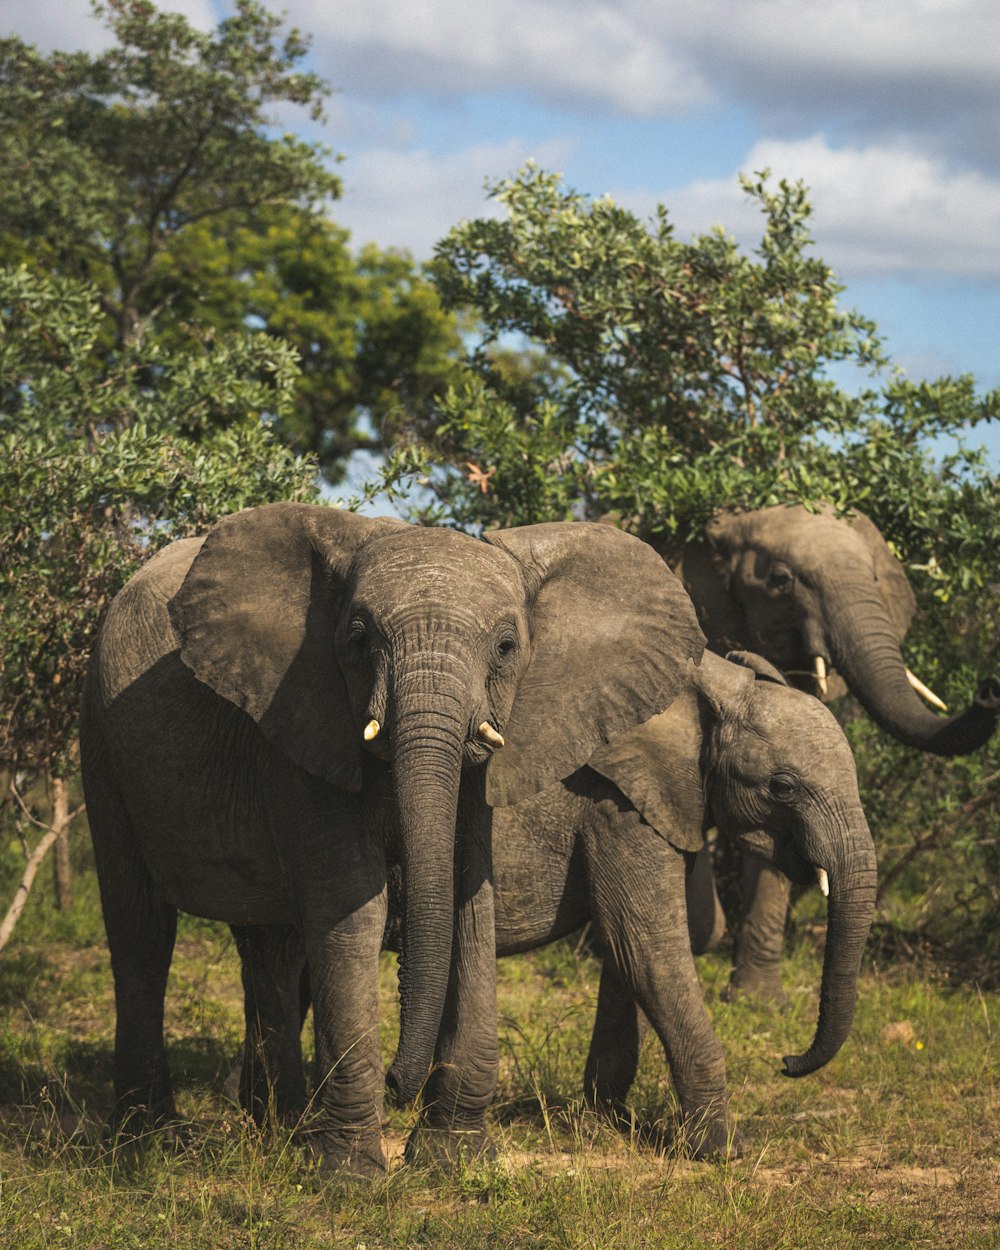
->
[297,0,999,162]
[624,136,1000,282]
[333,137,573,256]
[296,0,709,114]
[1,0,217,52]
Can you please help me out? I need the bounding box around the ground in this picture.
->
[0,869,996,1249]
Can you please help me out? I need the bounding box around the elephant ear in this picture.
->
[588,689,707,853]
[847,510,916,640]
[672,530,746,654]
[168,502,405,789]
[725,650,789,685]
[482,522,705,806]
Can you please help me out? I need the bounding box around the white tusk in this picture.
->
[363,719,381,742]
[478,722,505,749]
[905,668,949,713]
[813,655,829,697]
[816,868,830,898]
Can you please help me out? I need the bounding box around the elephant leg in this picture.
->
[584,814,736,1160]
[685,844,727,956]
[93,825,178,1134]
[406,799,498,1170]
[583,961,647,1117]
[230,923,308,1130]
[725,854,792,1005]
[301,881,389,1178]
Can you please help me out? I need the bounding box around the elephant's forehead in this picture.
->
[356,527,524,603]
[752,686,853,759]
[745,506,868,563]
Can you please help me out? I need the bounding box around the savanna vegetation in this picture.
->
[1,2,997,1246]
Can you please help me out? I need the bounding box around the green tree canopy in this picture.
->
[421,165,998,608]
[0,264,318,780]
[0,0,463,483]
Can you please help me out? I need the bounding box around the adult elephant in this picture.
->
[237,650,877,1162]
[653,503,1000,999]
[80,502,703,1177]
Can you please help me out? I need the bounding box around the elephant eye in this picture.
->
[495,636,518,662]
[347,618,367,645]
[767,565,794,593]
[769,774,798,801]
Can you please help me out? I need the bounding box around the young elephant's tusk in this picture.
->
[816,867,830,898]
[363,719,381,742]
[478,722,505,749]
[813,655,829,697]
[905,668,949,713]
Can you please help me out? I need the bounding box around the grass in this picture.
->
[0,836,997,1248]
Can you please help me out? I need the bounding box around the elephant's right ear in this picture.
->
[482,522,705,805]
[168,502,404,789]
[672,532,745,653]
[588,689,707,853]
[847,510,916,640]
[725,650,789,685]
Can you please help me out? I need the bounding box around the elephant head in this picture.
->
[669,504,999,756]
[168,502,704,1105]
[590,649,877,1078]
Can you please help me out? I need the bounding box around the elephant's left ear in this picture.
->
[482,522,705,806]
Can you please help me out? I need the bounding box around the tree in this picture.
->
[0,0,338,350]
[416,164,1000,951]
[148,208,465,481]
[422,164,998,596]
[0,263,317,947]
[0,0,463,483]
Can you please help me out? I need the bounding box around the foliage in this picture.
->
[0,0,337,349]
[0,265,317,780]
[0,0,462,483]
[148,208,465,481]
[422,164,998,597]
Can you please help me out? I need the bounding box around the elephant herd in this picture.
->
[78,501,999,1177]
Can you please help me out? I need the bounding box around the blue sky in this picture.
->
[7,0,999,465]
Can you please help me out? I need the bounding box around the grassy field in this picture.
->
[0,836,997,1249]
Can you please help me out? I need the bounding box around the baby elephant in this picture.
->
[238,650,877,1161]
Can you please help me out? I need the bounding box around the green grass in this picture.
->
[0,837,997,1248]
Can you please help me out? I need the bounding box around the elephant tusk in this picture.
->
[816,867,830,898]
[905,668,949,713]
[478,722,505,749]
[363,719,381,742]
[813,655,829,697]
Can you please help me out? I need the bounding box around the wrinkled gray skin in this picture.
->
[657,503,1000,1001]
[237,650,877,1161]
[80,502,703,1176]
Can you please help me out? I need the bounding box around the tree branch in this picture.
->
[876,770,1000,904]
[0,781,84,953]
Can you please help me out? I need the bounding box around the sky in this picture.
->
[4,0,999,463]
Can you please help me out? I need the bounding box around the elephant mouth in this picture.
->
[462,721,505,765]
[737,828,815,886]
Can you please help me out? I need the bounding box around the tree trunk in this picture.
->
[52,776,72,911]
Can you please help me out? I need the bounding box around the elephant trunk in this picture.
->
[383,681,465,1109]
[782,810,877,1077]
[823,581,998,756]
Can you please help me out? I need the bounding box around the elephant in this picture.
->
[234,649,877,1162]
[651,502,1000,1001]
[79,501,704,1176]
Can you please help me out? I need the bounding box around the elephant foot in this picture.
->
[722,966,790,1008]
[404,1123,496,1172]
[302,1127,388,1181]
[590,1101,742,1162]
[105,1096,182,1148]
[677,1112,744,1162]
